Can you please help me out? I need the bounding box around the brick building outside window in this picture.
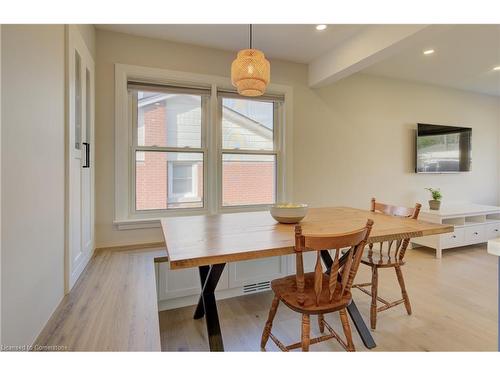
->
[134,90,276,211]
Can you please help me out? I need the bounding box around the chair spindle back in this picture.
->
[369,198,422,262]
[294,219,374,306]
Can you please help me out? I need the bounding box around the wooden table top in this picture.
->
[161,207,453,270]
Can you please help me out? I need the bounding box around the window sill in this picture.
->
[113,207,209,230]
[114,206,273,230]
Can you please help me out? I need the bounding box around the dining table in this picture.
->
[160,206,453,351]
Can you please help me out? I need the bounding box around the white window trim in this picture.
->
[114,63,293,228]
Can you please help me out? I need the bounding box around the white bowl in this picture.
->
[270,203,308,224]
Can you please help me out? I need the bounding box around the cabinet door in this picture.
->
[464,226,486,244]
[228,256,288,288]
[440,228,465,249]
[157,262,229,301]
[486,222,500,240]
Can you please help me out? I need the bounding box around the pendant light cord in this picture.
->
[249,24,253,49]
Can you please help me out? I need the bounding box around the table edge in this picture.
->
[166,224,454,269]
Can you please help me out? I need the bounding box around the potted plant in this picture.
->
[425,188,442,210]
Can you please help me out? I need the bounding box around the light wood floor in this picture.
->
[34,245,167,351]
[159,245,498,351]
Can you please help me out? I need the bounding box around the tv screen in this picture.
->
[415,124,472,173]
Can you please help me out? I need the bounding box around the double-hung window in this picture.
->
[118,66,289,223]
[218,92,283,207]
[128,82,209,211]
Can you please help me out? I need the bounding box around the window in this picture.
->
[115,64,290,223]
[167,160,203,207]
[129,83,208,211]
[219,95,280,206]
[170,163,194,196]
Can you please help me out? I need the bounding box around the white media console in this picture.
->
[411,203,500,258]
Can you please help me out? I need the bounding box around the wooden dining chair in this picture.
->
[260,219,374,352]
[353,198,421,330]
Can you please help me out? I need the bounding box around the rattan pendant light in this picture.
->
[231,25,270,97]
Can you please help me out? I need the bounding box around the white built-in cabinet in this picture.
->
[411,203,500,259]
[156,255,287,310]
[156,250,334,311]
[157,267,204,301]
[228,256,288,289]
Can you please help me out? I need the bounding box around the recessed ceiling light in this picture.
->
[423,49,435,55]
[493,66,500,71]
[316,25,327,31]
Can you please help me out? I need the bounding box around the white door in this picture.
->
[82,66,94,264]
[67,26,95,291]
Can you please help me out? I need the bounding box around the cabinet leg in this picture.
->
[436,246,442,259]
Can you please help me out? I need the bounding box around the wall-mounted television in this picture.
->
[415,123,472,173]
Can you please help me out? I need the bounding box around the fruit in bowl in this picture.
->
[270,203,308,224]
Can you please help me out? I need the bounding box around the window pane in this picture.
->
[171,164,193,195]
[222,98,274,151]
[136,151,203,210]
[85,68,91,143]
[172,164,192,179]
[172,178,191,195]
[74,51,82,150]
[137,90,202,148]
[222,154,276,206]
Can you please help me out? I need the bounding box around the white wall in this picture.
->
[95,29,306,247]
[294,73,500,209]
[95,29,500,248]
[1,25,65,347]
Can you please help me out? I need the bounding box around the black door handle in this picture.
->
[83,142,90,168]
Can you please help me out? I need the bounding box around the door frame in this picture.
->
[65,25,95,293]
[0,24,3,346]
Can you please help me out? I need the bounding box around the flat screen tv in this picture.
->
[415,123,472,173]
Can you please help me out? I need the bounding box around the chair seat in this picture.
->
[271,272,352,314]
[361,249,405,268]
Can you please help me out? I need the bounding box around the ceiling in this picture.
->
[364,25,500,97]
[97,24,365,63]
[97,24,500,97]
